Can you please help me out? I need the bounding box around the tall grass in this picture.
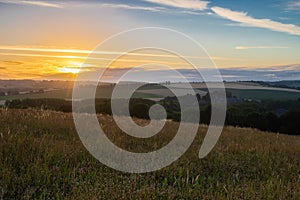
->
[0,109,299,199]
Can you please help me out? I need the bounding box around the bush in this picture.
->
[130,103,150,119]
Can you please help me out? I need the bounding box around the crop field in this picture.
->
[0,109,300,199]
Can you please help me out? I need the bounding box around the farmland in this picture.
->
[225,88,300,101]
[1,81,299,102]
[0,88,162,101]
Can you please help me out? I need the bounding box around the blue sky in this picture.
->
[0,0,299,81]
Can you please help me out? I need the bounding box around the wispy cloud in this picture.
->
[0,0,63,8]
[3,60,24,65]
[211,6,300,36]
[218,64,300,81]
[70,2,165,12]
[0,46,91,54]
[178,10,203,15]
[93,3,165,12]
[0,52,87,60]
[286,0,300,11]
[0,45,241,61]
[235,46,291,50]
[143,0,209,10]
[0,0,167,12]
[0,0,209,13]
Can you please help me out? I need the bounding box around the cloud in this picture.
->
[178,10,203,15]
[0,45,241,62]
[286,0,300,11]
[211,6,300,36]
[3,60,24,65]
[0,46,91,54]
[93,3,165,12]
[70,2,165,12]
[0,52,87,60]
[235,46,291,50]
[0,0,63,8]
[143,0,209,10]
[0,1,167,12]
[219,64,300,81]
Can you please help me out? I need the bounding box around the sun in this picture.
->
[58,67,80,74]
[57,61,82,74]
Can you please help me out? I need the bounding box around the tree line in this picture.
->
[4,97,300,135]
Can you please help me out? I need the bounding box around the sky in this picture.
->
[0,0,300,81]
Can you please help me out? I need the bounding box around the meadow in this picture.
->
[0,108,300,199]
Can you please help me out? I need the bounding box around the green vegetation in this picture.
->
[0,109,300,199]
[5,97,300,135]
[2,83,299,102]
[225,101,300,135]
[0,88,162,101]
[4,98,156,118]
[226,89,300,101]
[160,96,300,135]
[255,80,300,90]
[0,89,71,101]
[131,92,162,99]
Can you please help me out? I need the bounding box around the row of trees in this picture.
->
[226,107,300,135]
[5,98,300,135]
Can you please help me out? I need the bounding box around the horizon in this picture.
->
[1,78,300,83]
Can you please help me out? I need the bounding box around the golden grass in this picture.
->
[0,108,299,199]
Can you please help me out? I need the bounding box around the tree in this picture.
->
[280,110,300,135]
[130,103,150,119]
[265,112,280,132]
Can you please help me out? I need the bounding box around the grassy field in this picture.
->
[0,109,300,199]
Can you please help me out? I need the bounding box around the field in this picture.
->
[0,89,72,101]
[1,109,300,199]
[226,88,300,101]
[1,82,300,102]
[0,88,162,101]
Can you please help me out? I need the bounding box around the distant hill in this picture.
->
[0,80,299,101]
[246,80,300,90]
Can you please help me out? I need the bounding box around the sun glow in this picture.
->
[58,67,80,74]
[57,62,82,74]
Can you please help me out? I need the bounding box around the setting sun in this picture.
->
[58,67,80,74]
[57,62,82,74]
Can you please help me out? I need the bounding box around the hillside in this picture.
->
[0,109,300,199]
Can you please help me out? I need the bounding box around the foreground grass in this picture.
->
[0,109,300,199]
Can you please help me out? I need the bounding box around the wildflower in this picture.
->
[79,167,87,173]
